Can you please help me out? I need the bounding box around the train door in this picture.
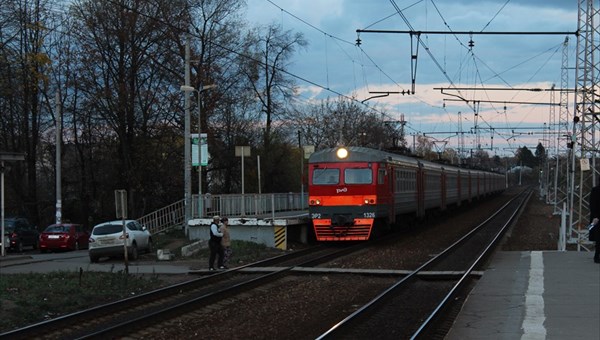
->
[457,170,462,206]
[385,165,395,223]
[416,163,425,217]
[441,168,447,210]
[468,171,473,203]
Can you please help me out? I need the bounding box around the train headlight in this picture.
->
[336,147,348,159]
[310,199,321,205]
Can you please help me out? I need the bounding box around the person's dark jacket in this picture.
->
[589,185,600,241]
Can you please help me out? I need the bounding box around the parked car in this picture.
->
[88,220,152,263]
[39,223,90,252]
[2,217,38,252]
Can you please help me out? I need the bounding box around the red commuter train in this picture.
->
[308,146,506,241]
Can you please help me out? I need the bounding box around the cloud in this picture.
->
[247,0,578,154]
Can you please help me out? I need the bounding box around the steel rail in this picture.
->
[410,189,532,339]
[78,238,389,339]
[316,189,530,339]
[0,238,383,339]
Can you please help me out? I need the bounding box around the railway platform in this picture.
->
[446,250,599,339]
[188,212,310,249]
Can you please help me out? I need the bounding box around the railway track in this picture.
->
[0,240,382,339]
[315,188,532,339]
[2,190,525,339]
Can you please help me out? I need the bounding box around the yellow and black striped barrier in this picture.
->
[274,225,287,250]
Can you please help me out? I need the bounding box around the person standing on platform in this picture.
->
[588,181,600,263]
[208,215,225,270]
[220,217,232,268]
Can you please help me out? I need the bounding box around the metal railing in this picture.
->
[138,193,308,235]
[137,200,186,235]
[192,192,308,219]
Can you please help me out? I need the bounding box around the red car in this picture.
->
[39,224,90,252]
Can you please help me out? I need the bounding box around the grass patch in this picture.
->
[151,228,188,250]
[0,233,292,333]
[183,240,286,264]
[0,271,165,333]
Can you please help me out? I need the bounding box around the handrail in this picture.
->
[137,192,308,235]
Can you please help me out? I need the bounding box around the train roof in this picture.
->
[308,146,504,175]
[309,146,419,165]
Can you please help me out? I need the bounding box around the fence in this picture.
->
[138,192,308,235]
[192,192,308,219]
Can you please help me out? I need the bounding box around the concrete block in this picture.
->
[181,240,208,257]
[156,249,174,261]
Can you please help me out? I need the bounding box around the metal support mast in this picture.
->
[552,37,571,214]
[458,111,465,162]
[570,0,600,248]
[547,86,555,203]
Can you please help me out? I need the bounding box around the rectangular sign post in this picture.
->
[192,133,208,218]
[115,190,129,274]
[302,145,315,208]
[235,146,251,216]
[191,133,208,166]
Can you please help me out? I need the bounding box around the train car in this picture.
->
[308,146,506,241]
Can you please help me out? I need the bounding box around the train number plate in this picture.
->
[363,212,375,218]
[311,213,322,219]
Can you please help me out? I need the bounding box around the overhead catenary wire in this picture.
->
[382,0,572,152]
[99,0,568,154]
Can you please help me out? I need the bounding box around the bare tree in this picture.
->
[415,135,436,160]
[239,23,307,192]
[69,0,190,218]
[0,0,314,224]
[180,0,261,194]
[288,96,395,150]
[0,0,56,225]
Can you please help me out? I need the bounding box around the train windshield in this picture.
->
[344,168,372,184]
[312,168,340,185]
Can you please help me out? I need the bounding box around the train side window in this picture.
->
[345,168,372,184]
[313,168,340,185]
[378,169,385,185]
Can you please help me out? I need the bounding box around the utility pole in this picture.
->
[184,34,191,235]
[55,93,62,224]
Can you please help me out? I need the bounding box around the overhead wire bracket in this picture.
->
[410,32,420,95]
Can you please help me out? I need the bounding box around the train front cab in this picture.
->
[308,160,388,241]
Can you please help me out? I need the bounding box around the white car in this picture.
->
[88,220,152,263]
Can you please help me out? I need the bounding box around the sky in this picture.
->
[244,0,579,157]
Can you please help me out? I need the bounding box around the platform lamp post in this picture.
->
[181,84,216,220]
[1,152,25,257]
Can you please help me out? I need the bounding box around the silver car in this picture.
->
[88,220,152,263]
